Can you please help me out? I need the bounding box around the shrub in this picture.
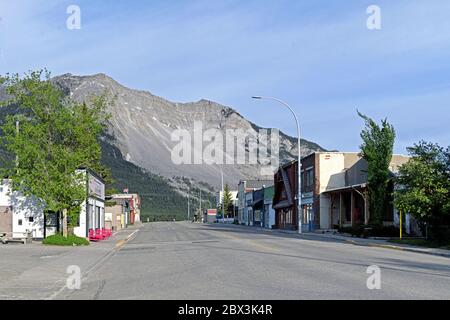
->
[43,234,90,246]
[338,225,365,237]
[338,224,400,238]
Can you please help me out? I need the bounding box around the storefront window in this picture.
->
[302,204,313,224]
[88,204,94,229]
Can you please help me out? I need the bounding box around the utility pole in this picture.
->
[199,189,202,223]
[187,188,190,221]
[252,96,303,234]
[221,169,225,223]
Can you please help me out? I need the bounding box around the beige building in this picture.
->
[105,203,126,231]
[273,152,410,232]
[307,152,410,230]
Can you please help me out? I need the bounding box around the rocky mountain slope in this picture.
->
[0,73,326,217]
[53,73,325,189]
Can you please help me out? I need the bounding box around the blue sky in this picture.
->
[0,0,449,153]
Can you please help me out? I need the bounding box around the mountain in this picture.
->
[0,73,327,218]
[52,73,326,187]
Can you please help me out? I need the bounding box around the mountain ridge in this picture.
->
[52,73,327,189]
[0,72,327,218]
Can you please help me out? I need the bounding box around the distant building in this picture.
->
[105,198,127,231]
[263,185,275,229]
[237,180,272,225]
[252,188,264,226]
[205,209,218,223]
[216,190,238,217]
[109,193,141,226]
[245,191,253,226]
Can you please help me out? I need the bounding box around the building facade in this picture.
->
[273,152,411,232]
[252,188,264,227]
[0,168,106,239]
[74,168,106,238]
[237,180,273,225]
[216,190,238,218]
[0,179,45,239]
[105,200,126,231]
[245,191,253,226]
[273,160,299,231]
[108,193,140,226]
[263,185,275,229]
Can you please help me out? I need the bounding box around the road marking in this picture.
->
[368,244,405,251]
[208,229,279,253]
[127,230,139,240]
[116,230,139,249]
[115,239,126,249]
[46,228,141,300]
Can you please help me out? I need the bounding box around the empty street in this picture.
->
[2,222,449,300]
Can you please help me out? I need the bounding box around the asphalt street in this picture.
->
[54,222,450,300]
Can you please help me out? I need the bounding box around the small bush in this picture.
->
[338,225,365,237]
[429,225,450,244]
[43,234,90,246]
[338,224,400,238]
[370,225,400,237]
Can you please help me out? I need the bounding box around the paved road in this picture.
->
[56,222,450,300]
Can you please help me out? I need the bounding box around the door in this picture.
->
[0,206,12,233]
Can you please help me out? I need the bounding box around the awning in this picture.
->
[322,183,367,194]
[252,199,264,207]
[273,200,292,210]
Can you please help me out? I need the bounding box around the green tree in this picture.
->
[394,141,450,242]
[223,184,234,218]
[0,70,111,236]
[358,111,396,226]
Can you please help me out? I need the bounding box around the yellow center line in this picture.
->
[115,239,126,249]
[215,230,280,253]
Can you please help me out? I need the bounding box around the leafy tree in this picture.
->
[358,111,396,225]
[395,141,450,241]
[0,70,111,236]
[223,184,234,218]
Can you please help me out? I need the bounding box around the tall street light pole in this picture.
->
[187,188,190,221]
[199,188,202,223]
[221,169,225,223]
[252,96,303,234]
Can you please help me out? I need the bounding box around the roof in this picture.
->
[279,152,410,170]
[322,183,367,194]
[244,180,273,190]
[77,167,105,183]
[110,194,133,199]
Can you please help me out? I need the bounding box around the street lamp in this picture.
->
[252,96,303,234]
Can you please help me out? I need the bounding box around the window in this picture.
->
[302,204,313,224]
[28,217,34,222]
[18,219,22,226]
[303,169,314,190]
[96,206,101,228]
[88,205,94,229]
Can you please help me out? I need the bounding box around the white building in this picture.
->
[0,179,45,239]
[216,190,238,208]
[74,168,106,238]
[0,168,105,240]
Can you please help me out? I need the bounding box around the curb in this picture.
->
[346,240,450,258]
[215,224,450,259]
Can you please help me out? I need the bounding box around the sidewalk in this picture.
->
[217,223,450,258]
[0,227,139,300]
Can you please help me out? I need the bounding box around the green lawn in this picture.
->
[389,239,450,250]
